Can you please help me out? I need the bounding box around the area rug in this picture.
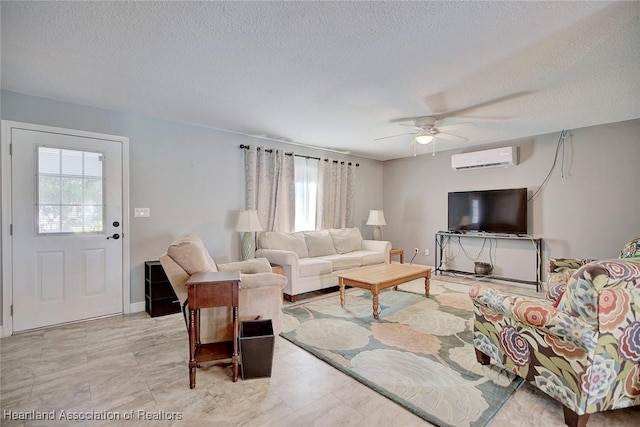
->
[280,279,524,427]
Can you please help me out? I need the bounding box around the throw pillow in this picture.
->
[620,236,640,259]
[329,227,363,254]
[552,292,565,309]
[260,231,309,258]
[166,235,215,275]
[304,230,337,257]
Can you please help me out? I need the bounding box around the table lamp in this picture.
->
[366,210,386,241]
[236,210,263,260]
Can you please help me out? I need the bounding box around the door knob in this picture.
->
[107,233,121,240]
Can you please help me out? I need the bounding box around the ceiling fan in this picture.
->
[375,116,472,144]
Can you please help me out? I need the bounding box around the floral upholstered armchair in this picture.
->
[469,257,640,427]
[546,236,640,304]
[546,258,594,303]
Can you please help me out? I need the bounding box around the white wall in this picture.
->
[0,90,383,316]
[383,118,640,282]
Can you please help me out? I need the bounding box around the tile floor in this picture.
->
[1,275,638,426]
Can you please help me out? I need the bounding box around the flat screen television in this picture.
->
[448,188,528,234]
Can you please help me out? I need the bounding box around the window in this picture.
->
[294,156,319,231]
[37,146,104,234]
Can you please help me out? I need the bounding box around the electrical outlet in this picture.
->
[414,248,419,255]
[423,249,429,256]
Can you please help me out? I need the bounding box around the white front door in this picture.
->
[9,125,125,332]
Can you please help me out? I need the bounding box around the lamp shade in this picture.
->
[366,210,386,226]
[235,210,263,232]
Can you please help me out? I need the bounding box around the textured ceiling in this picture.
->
[2,1,639,161]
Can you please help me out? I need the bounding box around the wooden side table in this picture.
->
[269,263,285,302]
[185,270,241,388]
[270,263,284,275]
[390,248,404,264]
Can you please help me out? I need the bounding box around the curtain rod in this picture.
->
[239,144,359,167]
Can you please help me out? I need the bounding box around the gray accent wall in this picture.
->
[0,90,383,316]
[383,118,640,283]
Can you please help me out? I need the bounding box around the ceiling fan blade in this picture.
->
[389,92,530,125]
[446,115,511,120]
[389,115,427,124]
[374,131,417,141]
[390,90,531,123]
[434,122,475,132]
[435,132,467,143]
[432,91,532,119]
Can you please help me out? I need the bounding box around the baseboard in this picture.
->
[0,304,146,337]
[129,301,146,313]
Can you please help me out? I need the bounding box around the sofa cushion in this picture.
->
[317,253,362,271]
[329,227,364,254]
[298,258,333,277]
[304,230,337,257]
[259,231,309,258]
[167,235,216,274]
[349,250,387,266]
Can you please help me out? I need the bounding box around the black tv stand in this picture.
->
[435,231,543,291]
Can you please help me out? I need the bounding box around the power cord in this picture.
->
[528,129,568,202]
[458,237,488,261]
[448,237,462,262]
[409,251,417,265]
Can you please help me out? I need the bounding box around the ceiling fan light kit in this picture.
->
[415,133,434,144]
[377,116,469,151]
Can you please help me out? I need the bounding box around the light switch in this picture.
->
[134,207,150,217]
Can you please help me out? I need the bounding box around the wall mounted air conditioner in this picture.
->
[451,146,518,171]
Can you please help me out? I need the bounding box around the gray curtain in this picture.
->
[317,160,356,229]
[244,146,295,232]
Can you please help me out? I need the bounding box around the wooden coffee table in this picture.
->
[338,264,432,319]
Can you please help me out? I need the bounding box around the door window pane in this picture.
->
[83,179,103,205]
[61,177,83,205]
[39,205,61,232]
[61,206,83,232]
[39,176,61,205]
[84,152,103,177]
[36,146,104,234]
[38,147,61,174]
[84,206,103,231]
[61,149,83,175]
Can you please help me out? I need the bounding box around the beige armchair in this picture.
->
[159,234,287,343]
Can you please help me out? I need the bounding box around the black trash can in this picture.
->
[239,319,274,379]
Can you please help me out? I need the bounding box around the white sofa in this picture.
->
[255,227,391,301]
